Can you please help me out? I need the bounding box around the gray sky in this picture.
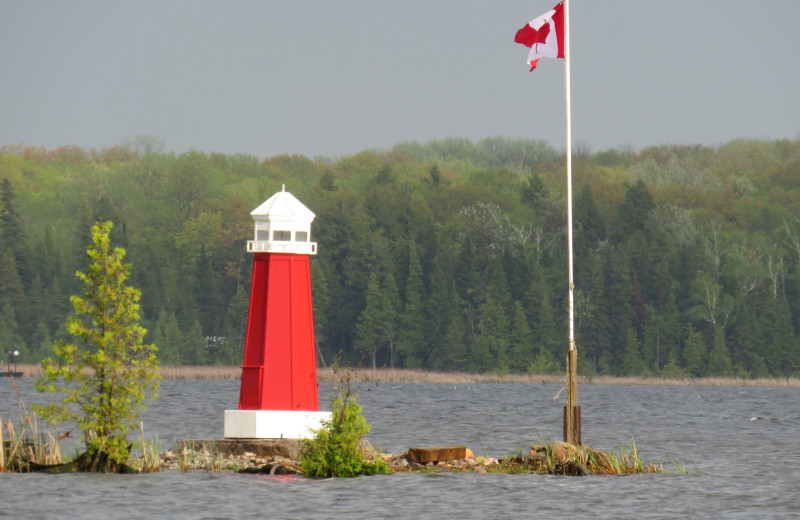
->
[2,1,798,159]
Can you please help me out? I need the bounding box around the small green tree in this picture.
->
[396,241,426,368]
[35,220,160,472]
[354,270,398,369]
[682,325,708,377]
[300,369,390,478]
[707,328,733,376]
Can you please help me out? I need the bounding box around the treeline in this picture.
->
[1,136,800,378]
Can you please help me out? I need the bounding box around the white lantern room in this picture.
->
[246,185,317,255]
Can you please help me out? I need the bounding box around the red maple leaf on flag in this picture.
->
[514,21,551,49]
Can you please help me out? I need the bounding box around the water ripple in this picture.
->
[1,378,798,519]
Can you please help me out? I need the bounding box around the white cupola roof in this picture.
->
[250,185,316,222]
[247,185,317,255]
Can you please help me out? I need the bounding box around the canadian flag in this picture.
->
[514,2,565,71]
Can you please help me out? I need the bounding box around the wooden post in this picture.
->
[562,404,581,446]
[564,347,580,444]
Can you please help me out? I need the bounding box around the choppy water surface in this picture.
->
[1,377,798,519]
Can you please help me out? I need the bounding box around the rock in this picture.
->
[556,461,589,476]
[546,441,592,464]
[473,465,487,474]
[522,452,546,463]
[391,458,409,469]
[550,441,578,462]
[585,447,613,471]
[358,439,373,454]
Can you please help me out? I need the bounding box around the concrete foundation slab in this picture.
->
[177,438,305,459]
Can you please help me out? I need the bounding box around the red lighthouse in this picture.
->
[224,186,330,439]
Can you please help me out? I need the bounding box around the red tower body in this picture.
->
[238,252,318,411]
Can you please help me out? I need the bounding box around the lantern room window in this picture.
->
[257,230,270,241]
[295,231,308,242]
[273,230,291,241]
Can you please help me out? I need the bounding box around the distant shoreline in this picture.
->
[11,364,799,387]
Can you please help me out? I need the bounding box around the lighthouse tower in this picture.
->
[224,186,330,439]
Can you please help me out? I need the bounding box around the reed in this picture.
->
[177,441,193,473]
[196,441,222,473]
[515,435,663,476]
[1,377,64,472]
[0,416,64,472]
[667,455,687,475]
[0,418,5,470]
[316,368,800,388]
[14,363,800,386]
[138,422,160,473]
[156,365,242,380]
[173,439,224,473]
[585,438,662,475]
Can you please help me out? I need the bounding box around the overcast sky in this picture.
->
[2,1,799,159]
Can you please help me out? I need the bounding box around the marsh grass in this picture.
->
[12,364,800,387]
[156,366,242,380]
[326,369,800,388]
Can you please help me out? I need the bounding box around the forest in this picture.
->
[1,136,800,378]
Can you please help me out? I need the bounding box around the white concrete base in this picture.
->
[224,410,332,439]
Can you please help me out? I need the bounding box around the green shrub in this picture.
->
[300,369,390,478]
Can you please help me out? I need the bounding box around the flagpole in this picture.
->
[563,0,580,445]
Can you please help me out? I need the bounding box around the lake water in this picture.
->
[1,377,798,519]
